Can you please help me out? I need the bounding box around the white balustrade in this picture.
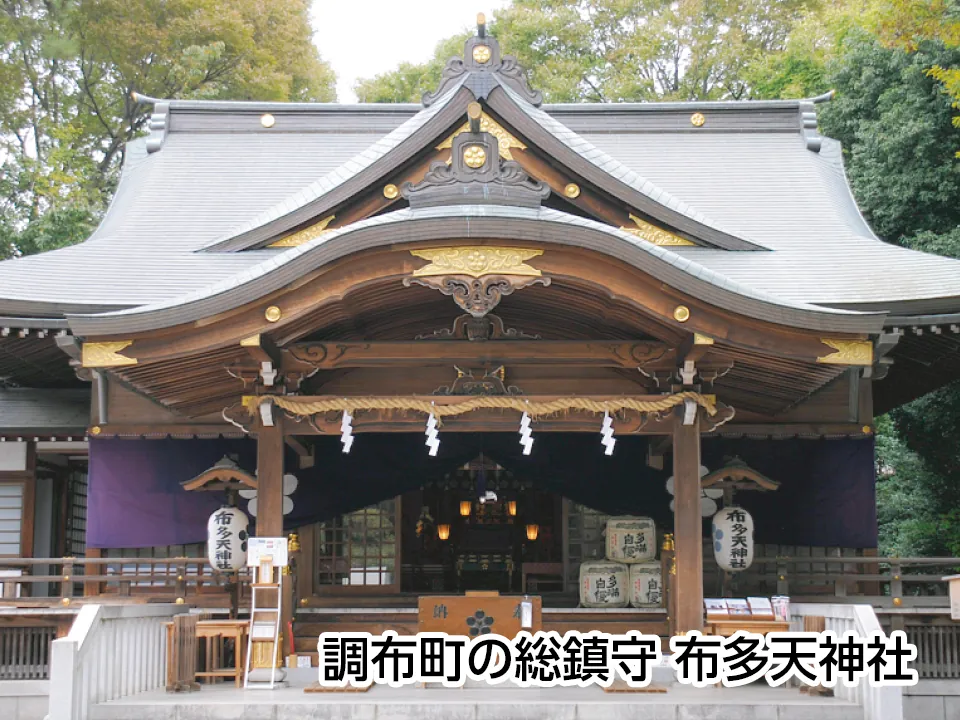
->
[47,604,181,720]
[791,602,903,720]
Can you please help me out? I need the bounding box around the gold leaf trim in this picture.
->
[817,339,873,366]
[82,341,138,368]
[268,215,335,248]
[436,112,527,161]
[620,215,696,246]
[410,247,543,278]
[693,333,714,345]
[240,334,261,347]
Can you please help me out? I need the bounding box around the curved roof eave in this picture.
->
[66,205,885,338]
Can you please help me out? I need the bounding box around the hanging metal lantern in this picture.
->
[507,501,517,517]
[207,506,249,572]
[460,500,472,517]
[712,506,754,573]
[526,524,539,541]
[437,524,451,541]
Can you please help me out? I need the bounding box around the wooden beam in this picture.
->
[285,436,315,469]
[284,340,674,371]
[673,410,703,634]
[240,334,281,366]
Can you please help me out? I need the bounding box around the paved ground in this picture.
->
[91,669,864,720]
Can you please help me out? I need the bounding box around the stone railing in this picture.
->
[791,602,903,720]
[47,604,180,720]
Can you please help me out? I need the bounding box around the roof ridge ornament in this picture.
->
[131,91,170,154]
[402,102,550,209]
[798,90,834,153]
[423,13,543,108]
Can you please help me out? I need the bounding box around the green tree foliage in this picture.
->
[0,0,336,259]
[867,0,960,129]
[819,30,960,243]
[354,0,822,104]
[355,33,469,103]
[816,25,960,555]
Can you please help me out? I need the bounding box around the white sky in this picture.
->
[311,1,508,103]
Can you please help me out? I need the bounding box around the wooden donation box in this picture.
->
[418,594,542,638]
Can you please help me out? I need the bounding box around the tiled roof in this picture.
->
[1,92,958,323]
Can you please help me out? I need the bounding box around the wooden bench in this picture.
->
[165,618,249,689]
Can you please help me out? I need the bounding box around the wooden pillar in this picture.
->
[255,419,284,538]
[673,411,704,634]
[255,417,287,667]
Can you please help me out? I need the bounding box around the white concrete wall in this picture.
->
[0,680,49,720]
[904,680,960,720]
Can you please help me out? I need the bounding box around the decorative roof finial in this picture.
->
[467,101,482,134]
[422,11,543,108]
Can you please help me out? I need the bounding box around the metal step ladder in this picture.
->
[244,561,286,689]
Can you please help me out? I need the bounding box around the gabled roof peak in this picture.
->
[423,13,543,108]
[402,102,550,210]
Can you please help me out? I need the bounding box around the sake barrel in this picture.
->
[712,506,754,572]
[629,562,663,608]
[579,561,629,608]
[605,516,656,563]
[207,506,249,572]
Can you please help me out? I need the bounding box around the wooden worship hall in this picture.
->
[2,15,960,690]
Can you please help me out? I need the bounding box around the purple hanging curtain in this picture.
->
[87,434,876,550]
[87,437,254,548]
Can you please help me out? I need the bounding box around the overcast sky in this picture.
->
[311,1,508,103]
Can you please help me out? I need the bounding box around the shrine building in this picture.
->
[2,15,960,650]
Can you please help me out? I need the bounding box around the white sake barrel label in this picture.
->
[629,562,663,607]
[207,506,250,572]
[712,506,754,573]
[605,516,656,563]
[579,561,629,608]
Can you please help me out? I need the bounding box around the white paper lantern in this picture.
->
[207,506,249,572]
[629,562,663,608]
[579,561,629,608]
[712,506,754,573]
[605,516,656,563]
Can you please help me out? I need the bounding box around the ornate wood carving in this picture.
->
[436,112,526,160]
[81,341,138,368]
[434,366,522,396]
[404,273,550,318]
[283,340,672,370]
[817,339,873,366]
[404,112,549,210]
[411,247,543,278]
[405,245,550,318]
[221,400,254,433]
[422,16,542,107]
[701,401,736,432]
[416,314,540,341]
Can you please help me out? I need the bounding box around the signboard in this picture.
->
[418,595,542,638]
[246,537,289,568]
